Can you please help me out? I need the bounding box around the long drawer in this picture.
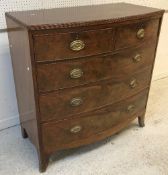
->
[37,41,156,92]
[39,68,152,122]
[42,89,148,152]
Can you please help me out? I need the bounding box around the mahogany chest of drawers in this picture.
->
[6,3,164,172]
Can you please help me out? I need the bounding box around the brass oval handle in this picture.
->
[70,40,85,51]
[127,105,135,112]
[70,125,82,133]
[133,54,141,63]
[70,68,83,79]
[137,28,145,39]
[70,97,83,107]
[129,78,137,88]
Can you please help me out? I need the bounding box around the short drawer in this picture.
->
[34,28,114,62]
[37,42,156,92]
[42,89,148,152]
[115,19,160,50]
[39,68,152,122]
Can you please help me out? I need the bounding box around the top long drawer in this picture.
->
[33,28,114,62]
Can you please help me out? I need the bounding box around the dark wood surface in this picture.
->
[33,18,159,62]
[37,41,156,92]
[115,19,159,49]
[42,89,148,153]
[34,28,114,61]
[6,3,164,172]
[39,68,152,122]
[5,3,164,30]
[5,16,40,149]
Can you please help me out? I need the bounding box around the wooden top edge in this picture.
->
[5,3,165,31]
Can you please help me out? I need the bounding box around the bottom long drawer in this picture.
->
[42,89,148,153]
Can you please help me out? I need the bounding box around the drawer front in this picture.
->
[39,68,152,122]
[37,42,156,92]
[115,19,160,50]
[42,90,148,152]
[34,28,114,62]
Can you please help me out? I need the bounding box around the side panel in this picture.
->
[5,16,39,150]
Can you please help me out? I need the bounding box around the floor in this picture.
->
[0,77,168,175]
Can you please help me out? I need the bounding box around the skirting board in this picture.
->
[152,72,168,81]
[0,114,20,131]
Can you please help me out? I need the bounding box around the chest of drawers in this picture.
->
[6,3,164,172]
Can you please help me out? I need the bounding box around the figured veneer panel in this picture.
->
[42,89,148,153]
[34,28,114,61]
[39,68,152,122]
[115,19,160,49]
[37,41,157,92]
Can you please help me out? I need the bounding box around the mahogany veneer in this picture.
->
[6,3,164,172]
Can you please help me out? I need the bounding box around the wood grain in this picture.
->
[115,19,160,49]
[39,68,152,122]
[42,89,148,153]
[37,41,157,92]
[34,28,114,61]
[5,3,164,30]
[5,16,40,150]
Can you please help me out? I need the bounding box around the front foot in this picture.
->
[39,154,50,173]
[138,116,145,127]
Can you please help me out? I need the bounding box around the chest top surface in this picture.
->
[6,3,164,30]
